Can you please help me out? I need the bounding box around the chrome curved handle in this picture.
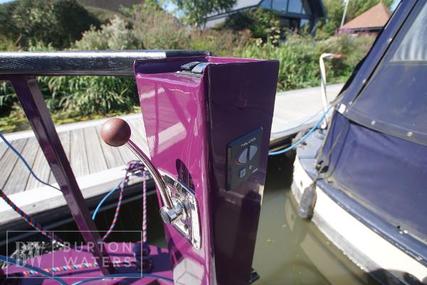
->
[100,118,173,209]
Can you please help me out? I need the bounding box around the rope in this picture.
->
[142,171,148,243]
[269,106,333,156]
[101,175,127,241]
[0,132,60,191]
[91,181,122,220]
[100,161,147,241]
[0,189,64,246]
[0,255,67,285]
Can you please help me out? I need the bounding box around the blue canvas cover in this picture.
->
[320,113,427,244]
[318,1,427,245]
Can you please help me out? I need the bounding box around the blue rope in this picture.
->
[71,273,173,285]
[91,181,122,220]
[0,255,67,285]
[0,132,60,191]
[269,106,332,156]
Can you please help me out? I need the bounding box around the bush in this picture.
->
[74,16,139,50]
[122,1,189,50]
[0,0,100,49]
[45,76,137,115]
[0,35,17,51]
[224,8,282,44]
[237,34,374,90]
[0,82,16,116]
[0,17,141,116]
[188,29,251,55]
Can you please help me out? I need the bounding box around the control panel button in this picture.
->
[239,168,247,178]
[249,145,258,161]
[238,148,249,164]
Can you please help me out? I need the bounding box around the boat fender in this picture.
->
[298,182,317,220]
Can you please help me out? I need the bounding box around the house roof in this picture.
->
[340,2,391,31]
[232,0,262,10]
[206,0,325,21]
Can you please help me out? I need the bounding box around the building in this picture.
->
[78,0,143,11]
[339,2,391,35]
[205,0,325,33]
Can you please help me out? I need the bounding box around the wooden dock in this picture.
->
[0,84,343,226]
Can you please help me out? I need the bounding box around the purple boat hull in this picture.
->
[136,56,278,284]
[1,55,279,285]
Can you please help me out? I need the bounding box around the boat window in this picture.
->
[347,1,427,145]
[392,2,427,62]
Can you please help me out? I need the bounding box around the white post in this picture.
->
[319,54,331,114]
[319,53,341,129]
[341,0,350,28]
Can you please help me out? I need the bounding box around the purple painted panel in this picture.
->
[135,56,279,284]
[4,243,171,285]
[205,59,278,285]
[136,69,213,284]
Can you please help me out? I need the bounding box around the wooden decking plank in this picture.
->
[127,118,148,152]
[84,126,108,174]
[26,145,50,191]
[48,131,71,184]
[4,137,39,194]
[70,128,89,178]
[96,125,125,169]
[0,142,8,161]
[0,139,28,193]
[118,144,137,163]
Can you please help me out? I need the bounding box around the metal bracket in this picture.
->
[161,174,201,249]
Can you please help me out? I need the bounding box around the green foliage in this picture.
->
[0,35,17,51]
[224,8,282,44]
[121,1,249,52]
[0,1,378,132]
[0,82,16,116]
[171,0,236,26]
[319,0,394,36]
[0,0,100,48]
[237,34,374,90]
[45,76,137,114]
[0,107,31,132]
[188,29,250,55]
[74,16,139,50]
[122,1,189,49]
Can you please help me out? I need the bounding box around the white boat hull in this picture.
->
[292,156,427,284]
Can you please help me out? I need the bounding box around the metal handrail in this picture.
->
[0,50,209,76]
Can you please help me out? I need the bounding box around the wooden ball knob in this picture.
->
[101,118,131,147]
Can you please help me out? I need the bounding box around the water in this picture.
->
[253,154,378,285]
[1,153,380,284]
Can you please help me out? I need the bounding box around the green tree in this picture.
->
[224,8,281,42]
[0,0,100,49]
[171,0,236,26]
[74,16,139,50]
[122,1,190,49]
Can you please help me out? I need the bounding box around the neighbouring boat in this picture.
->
[292,1,427,284]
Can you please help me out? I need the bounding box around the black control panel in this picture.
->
[226,128,263,190]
